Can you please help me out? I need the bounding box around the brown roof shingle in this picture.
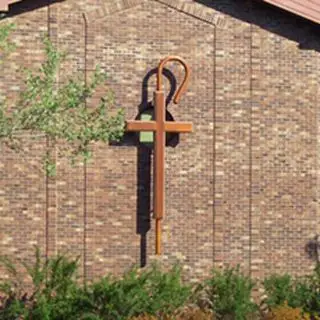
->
[0,0,23,11]
[261,0,320,24]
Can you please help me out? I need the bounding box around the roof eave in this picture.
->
[261,0,320,25]
[0,0,23,12]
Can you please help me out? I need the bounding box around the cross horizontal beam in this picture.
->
[164,122,193,133]
[126,121,156,131]
[126,120,193,133]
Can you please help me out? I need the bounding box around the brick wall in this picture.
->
[0,0,319,281]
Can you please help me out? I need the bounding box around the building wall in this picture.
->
[0,0,319,281]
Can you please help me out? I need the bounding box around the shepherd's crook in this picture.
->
[154,56,191,255]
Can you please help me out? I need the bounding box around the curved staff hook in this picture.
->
[157,56,190,104]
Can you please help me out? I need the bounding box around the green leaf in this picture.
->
[0,27,125,171]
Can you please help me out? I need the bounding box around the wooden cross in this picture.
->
[126,56,193,255]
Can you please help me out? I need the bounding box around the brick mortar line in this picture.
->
[46,0,58,259]
[249,20,253,278]
[83,12,88,284]
[317,49,320,240]
[212,25,217,268]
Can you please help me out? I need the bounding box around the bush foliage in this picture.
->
[263,266,320,318]
[202,266,258,320]
[0,250,190,320]
[0,248,81,320]
[1,251,319,320]
[263,304,311,320]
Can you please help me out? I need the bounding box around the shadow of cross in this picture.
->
[126,56,193,255]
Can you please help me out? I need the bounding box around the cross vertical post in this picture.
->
[154,90,165,254]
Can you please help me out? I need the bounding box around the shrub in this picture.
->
[144,264,191,317]
[0,248,82,320]
[174,307,215,320]
[304,264,320,317]
[264,303,311,320]
[129,308,214,320]
[82,265,191,320]
[130,315,158,320]
[0,252,190,320]
[203,266,258,320]
[263,266,320,317]
[263,274,294,307]
[80,269,153,320]
[2,249,319,320]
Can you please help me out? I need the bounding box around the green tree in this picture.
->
[0,23,124,175]
[0,22,15,57]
